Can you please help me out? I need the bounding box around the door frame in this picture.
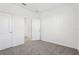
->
[31,18,41,40]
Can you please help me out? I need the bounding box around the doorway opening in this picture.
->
[24,17,41,42]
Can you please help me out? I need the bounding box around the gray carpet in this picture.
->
[0,40,78,55]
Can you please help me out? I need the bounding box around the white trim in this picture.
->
[42,39,77,50]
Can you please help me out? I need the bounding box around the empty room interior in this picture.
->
[0,3,79,55]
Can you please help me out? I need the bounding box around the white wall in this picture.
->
[6,4,37,39]
[77,4,79,50]
[0,3,37,48]
[0,3,78,49]
[41,4,78,49]
[0,3,36,39]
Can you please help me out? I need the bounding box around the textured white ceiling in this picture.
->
[16,3,64,13]
[0,3,64,13]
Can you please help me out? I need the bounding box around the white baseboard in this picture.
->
[42,39,77,49]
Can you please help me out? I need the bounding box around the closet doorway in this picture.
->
[32,18,40,40]
[24,17,41,41]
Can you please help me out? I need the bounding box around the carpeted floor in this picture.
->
[0,40,78,55]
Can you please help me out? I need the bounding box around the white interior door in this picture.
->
[12,16,24,47]
[32,18,40,40]
[0,13,11,50]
